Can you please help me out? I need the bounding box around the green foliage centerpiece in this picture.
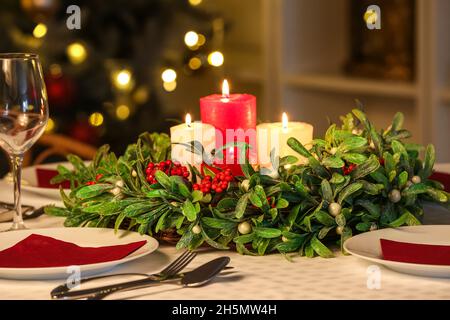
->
[46,107,449,257]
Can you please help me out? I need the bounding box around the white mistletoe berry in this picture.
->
[336,226,344,235]
[389,189,401,203]
[328,202,341,217]
[240,179,250,192]
[370,223,378,231]
[238,221,252,235]
[132,170,138,177]
[110,187,121,196]
[330,147,337,155]
[192,225,202,234]
[411,175,421,184]
[281,236,289,242]
[115,180,124,188]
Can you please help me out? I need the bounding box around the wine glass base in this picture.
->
[3,222,27,232]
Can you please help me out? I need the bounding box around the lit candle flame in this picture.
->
[186,113,192,127]
[222,79,230,98]
[282,112,288,131]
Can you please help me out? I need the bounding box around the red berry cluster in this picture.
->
[146,160,189,184]
[86,174,104,185]
[342,163,357,175]
[193,169,234,194]
[379,157,385,166]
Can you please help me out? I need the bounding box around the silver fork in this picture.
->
[51,250,197,299]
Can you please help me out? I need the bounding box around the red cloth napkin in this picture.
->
[381,238,450,265]
[36,168,71,189]
[0,234,147,268]
[430,171,450,192]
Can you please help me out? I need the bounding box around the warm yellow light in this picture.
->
[188,57,202,70]
[161,69,177,83]
[189,0,202,6]
[33,23,47,38]
[282,112,288,131]
[208,51,224,67]
[116,70,131,86]
[45,118,55,133]
[163,81,177,92]
[197,34,206,46]
[66,42,87,64]
[184,31,199,47]
[185,113,192,127]
[116,104,131,120]
[222,79,230,97]
[89,112,104,127]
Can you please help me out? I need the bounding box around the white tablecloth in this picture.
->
[1,180,450,300]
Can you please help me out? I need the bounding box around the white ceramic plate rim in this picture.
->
[0,227,158,273]
[343,225,450,270]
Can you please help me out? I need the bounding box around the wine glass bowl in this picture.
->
[0,53,49,230]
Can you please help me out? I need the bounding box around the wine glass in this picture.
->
[0,53,49,230]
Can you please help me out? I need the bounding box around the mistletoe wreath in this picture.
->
[45,107,450,257]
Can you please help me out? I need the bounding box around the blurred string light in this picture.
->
[66,42,87,64]
[188,57,202,70]
[33,23,47,38]
[189,0,202,6]
[163,81,177,92]
[184,31,199,47]
[45,118,55,133]
[116,104,131,120]
[161,68,177,82]
[89,112,104,127]
[208,51,224,67]
[113,69,133,90]
[133,86,149,104]
[197,34,206,46]
[49,64,62,77]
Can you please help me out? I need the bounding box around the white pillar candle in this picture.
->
[257,112,313,176]
[170,114,216,165]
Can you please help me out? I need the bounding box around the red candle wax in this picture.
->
[200,92,257,176]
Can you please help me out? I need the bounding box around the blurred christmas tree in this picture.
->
[0,0,225,153]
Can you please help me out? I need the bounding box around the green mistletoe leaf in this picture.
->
[310,235,334,258]
[182,199,197,222]
[330,173,345,184]
[337,182,363,205]
[155,170,171,190]
[322,156,345,168]
[337,136,367,153]
[350,155,380,180]
[320,180,333,202]
[420,144,435,179]
[76,184,114,199]
[235,194,249,219]
[342,153,367,165]
[254,227,282,238]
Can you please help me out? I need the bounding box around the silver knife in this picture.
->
[57,257,230,300]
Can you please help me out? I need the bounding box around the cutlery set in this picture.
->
[51,251,232,300]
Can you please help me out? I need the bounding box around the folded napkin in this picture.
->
[36,168,71,189]
[430,171,450,192]
[0,234,147,268]
[381,238,450,265]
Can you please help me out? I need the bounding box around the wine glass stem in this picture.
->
[10,154,25,230]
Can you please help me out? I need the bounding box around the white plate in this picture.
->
[0,228,158,280]
[4,162,76,200]
[344,225,450,278]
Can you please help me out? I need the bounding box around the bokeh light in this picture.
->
[116,104,131,120]
[33,23,47,38]
[66,42,87,64]
[208,51,224,67]
[184,31,199,47]
[189,0,202,6]
[45,118,55,133]
[89,112,104,127]
[188,57,202,70]
[163,81,177,92]
[161,69,177,82]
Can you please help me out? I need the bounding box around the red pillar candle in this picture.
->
[200,80,257,175]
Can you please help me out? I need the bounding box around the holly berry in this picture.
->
[343,163,357,175]
[379,157,385,166]
[95,174,103,181]
[193,169,234,194]
[86,181,96,186]
[145,160,189,184]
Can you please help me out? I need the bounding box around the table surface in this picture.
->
[1,180,450,300]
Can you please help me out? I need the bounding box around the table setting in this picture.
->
[1,53,450,301]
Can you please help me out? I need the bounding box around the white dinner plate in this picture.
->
[0,228,158,280]
[344,225,450,278]
[3,162,76,200]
